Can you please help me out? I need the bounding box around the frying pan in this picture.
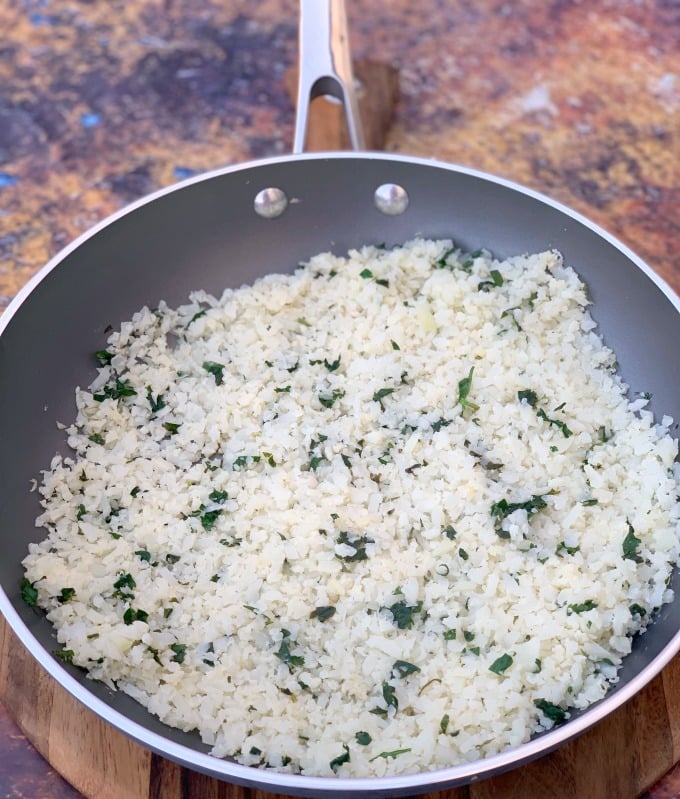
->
[1,1,679,796]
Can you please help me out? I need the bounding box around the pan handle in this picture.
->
[293,0,366,153]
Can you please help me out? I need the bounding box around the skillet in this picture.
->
[1,1,679,796]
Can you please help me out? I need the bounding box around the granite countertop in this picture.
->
[0,0,679,797]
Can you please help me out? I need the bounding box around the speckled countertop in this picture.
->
[0,0,679,796]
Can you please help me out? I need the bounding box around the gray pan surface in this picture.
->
[1,152,679,797]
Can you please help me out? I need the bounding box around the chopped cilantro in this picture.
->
[208,489,228,504]
[53,648,75,663]
[135,549,151,562]
[355,731,372,745]
[537,408,573,438]
[163,421,181,434]
[202,361,225,385]
[518,389,538,407]
[94,349,113,366]
[93,378,137,402]
[310,605,336,622]
[457,367,479,413]
[369,748,411,762]
[146,387,166,414]
[386,600,422,630]
[324,356,341,372]
[477,269,504,291]
[57,587,76,603]
[20,578,38,606]
[335,531,373,562]
[319,389,345,408]
[392,660,421,678]
[275,629,304,671]
[329,744,350,773]
[123,607,149,625]
[372,387,395,404]
[556,541,580,556]
[444,525,457,540]
[88,433,104,445]
[489,653,513,675]
[113,572,136,599]
[170,643,187,663]
[568,600,598,614]
[534,699,566,723]
[623,522,643,563]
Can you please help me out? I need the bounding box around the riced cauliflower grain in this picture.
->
[23,239,680,777]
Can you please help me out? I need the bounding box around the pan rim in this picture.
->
[1,150,679,794]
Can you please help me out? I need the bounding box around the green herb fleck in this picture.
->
[54,648,75,663]
[208,489,228,504]
[135,549,151,562]
[623,522,643,563]
[324,356,341,372]
[170,643,187,663]
[88,433,104,445]
[319,389,345,408]
[310,605,336,622]
[372,387,395,404]
[274,385,291,394]
[369,748,411,762]
[443,629,457,640]
[146,387,166,414]
[457,367,479,413]
[76,503,87,521]
[629,603,646,617]
[202,361,225,385]
[355,731,372,745]
[386,600,422,630]
[57,587,76,603]
[459,547,469,560]
[534,699,567,723]
[478,269,504,291]
[392,660,421,678]
[163,421,180,434]
[329,744,350,773]
[391,340,400,351]
[537,408,573,438]
[556,541,580,556]
[21,578,38,606]
[444,525,457,540]
[123,607,149,625]
[113,572,136,599]
[335,531,373,562]
[94,349,113,366]
[568,600,598,614]
[93,378,137,402]
[489,653,513,675]
[275,629,304,671]
[518,389,538,407]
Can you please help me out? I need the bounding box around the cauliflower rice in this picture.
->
[23,239,680,777]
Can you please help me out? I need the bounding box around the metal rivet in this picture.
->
[254,187,288,219]
[374,183,409,215]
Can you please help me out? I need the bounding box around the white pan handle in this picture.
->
[293,0,366,153]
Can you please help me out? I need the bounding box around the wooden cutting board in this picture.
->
[1,614,680,799]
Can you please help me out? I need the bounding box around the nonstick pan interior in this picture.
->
[1,152,679,796]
